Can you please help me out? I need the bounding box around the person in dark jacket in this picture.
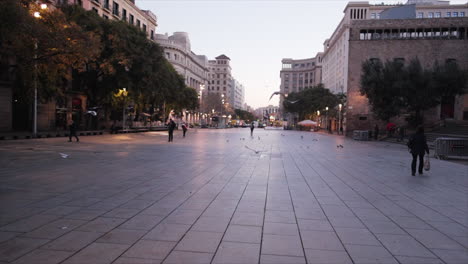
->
[374,124,379,140]
[250,123,255,137]
[181,123,188,137]
[68,120,79,142]
[168,119,176,142]
[408,126,429,176]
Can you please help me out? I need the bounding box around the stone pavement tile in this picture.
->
[361,220,406,235]
[0,237,49,262]
[192,216,231,233]
[428,221,468,237]
[65,197,101,207]
[265,210,296,224]
[321,205,355,218]
[344,244,398,264]
[295,208,327,220]
[316,196,345,206]
[297,219,333,232]
[63,242,129,264]
[213,241,260,264]
[375,234,437,258]
[0,214,59,232]
[179,199,213,211]
[304,249,352,264]
[231,212,264,227]
[123,240,176,260]
[260,254,306,264]
[388,216,433,230]
[175,231,223,253]
[103,208,140,219]
[64,208,107,221]
[343,200,375,209]
[0,231,20,243]
[351,208,389,221]
[143,222,190,242]
[395,256,444,264]
[163,251,213,264]
[41,230,104,252]
[261,234,304,257]
[335,227,381,246]
[113,256,161,264]
[266,201,294,211]
[451,236,468,248]
[96,228,146,244]
[223,225,262,243]
[234,203,263,214]
[165,209,203,225]
[120,214,163,230]
[140,206,174,216]
[264,222,299,236]
[300,230,345,251]
[11,249,73,264]
[432,249,468,264]
[21,218,86,240]
[77,217,126,233]
[328,216,366,228]
[406,228,465,250]
[119,199,155,210]
[40,206,82,216]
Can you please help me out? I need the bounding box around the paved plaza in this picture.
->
[0,128,466,264]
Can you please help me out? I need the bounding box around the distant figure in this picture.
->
[181,123,188,138]
[168,119,176,142]
[407,126,429,176]
[398,127,405,142]
[386,122,396,137]
[250,123,255,137]
[374,124,379,140]
[68,120,79,142]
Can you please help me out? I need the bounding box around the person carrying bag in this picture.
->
[407,126,429,176]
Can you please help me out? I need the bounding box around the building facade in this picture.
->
[155,32,209,92]
[53,0,157,41]
[207,55,233,107]
[230,79,245,110]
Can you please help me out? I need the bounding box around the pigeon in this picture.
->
[226,139,229,143]
[86,110,97,116]
[336,145,344,148]
[245,145,261,154]
[269,91,286,101]
[301,135,304,140]
[59,153,69,158]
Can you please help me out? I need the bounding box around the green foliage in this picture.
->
[283,84,340,120]
[234,109,255,121]
[360,58,467,126]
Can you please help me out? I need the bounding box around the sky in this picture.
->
[137,0,467,109]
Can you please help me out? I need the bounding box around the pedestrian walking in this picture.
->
[374,124,379,140]
[407,126,429,176]
[168,119,176,142]
[68,120,79,142]
[181,123,188,138]
[250,123,255,137]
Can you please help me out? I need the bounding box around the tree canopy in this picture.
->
[360,57,467,125]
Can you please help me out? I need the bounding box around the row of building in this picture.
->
[0,0,248,132]
[279,0,468,134]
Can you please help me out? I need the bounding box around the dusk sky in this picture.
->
[138,0,467,109]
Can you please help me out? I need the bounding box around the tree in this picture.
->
[283,84,340,120]
[360,58,467,126]
[234,109,255,121]
[201,93,223,114]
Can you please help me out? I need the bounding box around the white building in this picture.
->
[230,79,245,110]
[207,55,233,104]
[155,32,209,92]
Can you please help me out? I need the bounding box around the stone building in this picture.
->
[207,55,233,107]
[230,79,245,110]
[345,17,468,133]
[156,32,209,92]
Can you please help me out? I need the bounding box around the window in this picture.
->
[103,14,109,19]
[211,80,215,84]
[143,24,147,32]
[285,74,289,78]
[453,12,458,17]
[150,30,154,40]
[371,13,376,19]
[122,9,127,21]
[136,19,141,27]
[129,14,134,24]
[446,12,451,17]
[217,81,220,84]
[417,12,423,18]
[377,13,380,19]
[104,0,109,9]
[223,87,226,91]
[435,12,441,18]
[112,2,119,16]
[217,87,220,91]
[223,74,226,78]
[461,12,465,17]
[174,54,178,60]
[223,81,226,84]
[428,12,434,18]
[217,74,220,78]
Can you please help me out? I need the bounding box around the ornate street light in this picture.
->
[338,104,342,134]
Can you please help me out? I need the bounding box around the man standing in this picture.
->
[181,123,188,138]
[408,126,429,176]
[250,123,255,137]
[168,119,176,142]
[68,120,79,142]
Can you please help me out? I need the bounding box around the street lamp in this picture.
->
[338,104,342,135]
[325,106,329,132]
[31,3,47,137]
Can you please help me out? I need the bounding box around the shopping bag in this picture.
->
[424,156,430,171]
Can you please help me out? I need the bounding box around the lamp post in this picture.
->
[317,110,320,128]
[325,106,329,132]
[338,104,342,135]
[32,3,47,137]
